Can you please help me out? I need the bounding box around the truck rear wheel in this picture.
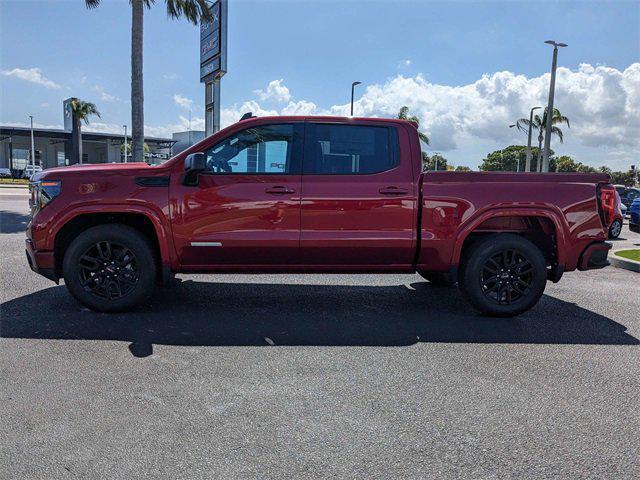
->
[62,224,157,312]
[458,234,547,317]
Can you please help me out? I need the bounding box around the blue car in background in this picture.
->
[630,198,640,233]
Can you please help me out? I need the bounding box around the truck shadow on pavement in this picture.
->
[1,279,638,356]
[0,210,30,234]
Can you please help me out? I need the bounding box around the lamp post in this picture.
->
[123,125,128,163]
[524,106,541,172]
[541,40,567,172]
[29,115,36,174]
[509,124,521,172]
[350,81,361,116]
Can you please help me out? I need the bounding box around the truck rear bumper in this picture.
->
[577,241,612,271]
[25,239,58,283]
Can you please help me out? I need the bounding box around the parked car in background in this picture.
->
[614,184,627,196]
[608,191,624,239]
[0,168,12,178]
[620,201,628,218]
[630,198,640,234]
[22,164,43,179]
[26,115,615,317]
[620,187,640,209]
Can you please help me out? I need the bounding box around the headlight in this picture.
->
[29,180,62,213]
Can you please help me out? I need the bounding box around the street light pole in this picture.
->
[123,125,128,163]
[525,106,541,172]
[542,40,567,172]
[350,81,361,116]
[29,115,35,173]
[509,125,521,172]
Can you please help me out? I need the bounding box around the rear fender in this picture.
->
[451,207,568,267]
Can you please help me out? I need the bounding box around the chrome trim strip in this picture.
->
[190,242,223,247]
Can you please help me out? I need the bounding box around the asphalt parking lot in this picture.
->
[1,190,639,479]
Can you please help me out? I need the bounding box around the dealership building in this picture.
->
[0,103,204,171]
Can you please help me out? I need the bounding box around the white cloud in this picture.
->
[215,63,639,170]
[10,64,632,170]
[1,67,61,89]
[91,85,120,102]
[254,79,292,103]
[173,93,194,110]
[163,73,178,80]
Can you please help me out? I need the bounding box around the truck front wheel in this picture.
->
[62,224,157,312]
[458,234,547,317]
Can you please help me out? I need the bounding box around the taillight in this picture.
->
[597,184,616,227]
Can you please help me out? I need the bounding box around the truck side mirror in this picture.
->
[183,152,206,186]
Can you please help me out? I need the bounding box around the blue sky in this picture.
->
[1,0,639,169]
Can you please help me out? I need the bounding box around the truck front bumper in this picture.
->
[25,239,58,282]
[577,241,612,271]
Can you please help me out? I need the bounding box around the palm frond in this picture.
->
[166,0,212,24]
[408,115,420,126]
[418,131,430,145]
[85,0,101,9]
[70,98,101,125]
[550,126,564,143]
[397,106,409,120]
[515,118,531,133]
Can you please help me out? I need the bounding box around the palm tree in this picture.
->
[85,0,212,162]
[69,98,100,164]
[397,106,430,145]
[516,108,570,172]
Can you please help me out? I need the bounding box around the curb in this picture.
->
[611,250,640,273]
[0,183,29,189]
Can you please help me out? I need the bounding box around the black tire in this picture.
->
[608,219,622,239]
[458,233,547,317]
[418,271,457,286]
[62,224,157,312]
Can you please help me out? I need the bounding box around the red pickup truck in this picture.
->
[26,115,615,317]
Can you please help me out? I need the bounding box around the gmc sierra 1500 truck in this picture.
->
[26,115,615,316]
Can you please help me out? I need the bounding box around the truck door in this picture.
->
[300,122,416,268]
[170,122,303,267]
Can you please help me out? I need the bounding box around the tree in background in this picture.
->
[555,155,598,173]
[454,165,472,172]
[481,149,635,184]
[610,169,637,186]
[85,0,212,162]
[516,108,570,171]
[120,141,151,162]
[68,98,101,164]
[478,146,553,172]
[422,152,448,171]
[398,106,430,145]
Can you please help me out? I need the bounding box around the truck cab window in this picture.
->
[304,124,397,174]
[204,124,294,174]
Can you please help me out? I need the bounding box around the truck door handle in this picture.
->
[265,186,295,195]
[379,186,408,195]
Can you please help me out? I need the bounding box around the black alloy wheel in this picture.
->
[480,249,534,305]
[63,224,157,312]
[458,233,547,317]
[78,241,139,300]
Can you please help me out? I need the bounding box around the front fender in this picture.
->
[42,203,178,269]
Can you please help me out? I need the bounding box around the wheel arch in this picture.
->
[51,206,174,279]
[453,207,568,274]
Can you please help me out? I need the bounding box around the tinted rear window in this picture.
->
[304,124,397,174]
